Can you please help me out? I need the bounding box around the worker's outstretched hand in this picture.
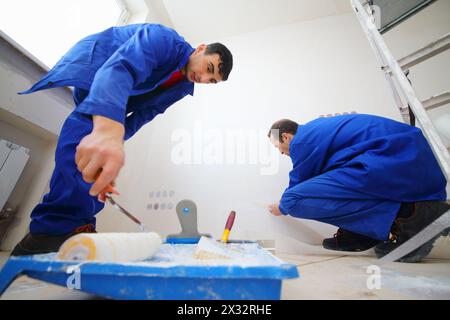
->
[75,115,125,197]
[268,203,282,216]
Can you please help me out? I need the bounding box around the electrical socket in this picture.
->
[319,111,357,118]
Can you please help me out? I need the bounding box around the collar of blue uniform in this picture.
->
[177,46,195,96]
[288,126,303,160]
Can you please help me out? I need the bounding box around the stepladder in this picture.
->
[351,0,450,262]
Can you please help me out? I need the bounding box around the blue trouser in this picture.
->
[280,170,400,241]
[30,89,104,235]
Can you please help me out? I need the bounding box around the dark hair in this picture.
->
[267,119,299,141]
[205,43,233,81]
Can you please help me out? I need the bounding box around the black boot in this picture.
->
[375,201,450,263]
[322,228,381,252]
[10,224,96,256]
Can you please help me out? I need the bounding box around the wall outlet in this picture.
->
[319,111,357,118]
[147,190,175,212]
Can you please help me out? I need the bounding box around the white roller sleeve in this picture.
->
[56,232,162,262]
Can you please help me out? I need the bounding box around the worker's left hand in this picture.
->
[268,203,282,216]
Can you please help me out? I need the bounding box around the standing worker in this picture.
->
[12,23,233,256]
[267,114,449,262]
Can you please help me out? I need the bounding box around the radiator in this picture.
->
[0,139,29,210]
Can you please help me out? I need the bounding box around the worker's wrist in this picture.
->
[278,203,288,215]
[92,115,125,139]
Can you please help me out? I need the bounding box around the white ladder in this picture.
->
[351,0,450,263]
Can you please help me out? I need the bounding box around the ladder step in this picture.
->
[384,33,450,73]
[400,91,450,112]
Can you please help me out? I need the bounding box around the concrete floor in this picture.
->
[278,253,450,299]
[1,250,449,300]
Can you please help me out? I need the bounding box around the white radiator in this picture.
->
[0,139,29,210]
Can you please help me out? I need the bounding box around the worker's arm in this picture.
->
[75,115,125,196]
[74,25,180,193]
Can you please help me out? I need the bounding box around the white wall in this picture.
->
[97,10,401,250]
[3,1,446,257]
[98,1,450,257]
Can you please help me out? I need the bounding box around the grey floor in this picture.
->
[278,252,450,299]
[1,249,449,300]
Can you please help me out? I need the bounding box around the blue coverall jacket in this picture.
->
[21,23,195,140]
[278,114,447,240]
[20,24,196,234]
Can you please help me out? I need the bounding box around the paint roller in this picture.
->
[57,232,162,262]
[56,179,163,263]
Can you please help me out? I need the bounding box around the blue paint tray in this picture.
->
[0,243,299,300]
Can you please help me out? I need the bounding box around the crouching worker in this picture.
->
[267,114,449,262]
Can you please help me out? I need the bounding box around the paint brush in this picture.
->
[105,193,147,232]
[221,211,236,243]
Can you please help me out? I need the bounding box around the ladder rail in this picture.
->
[379,209,450,263]
[353,2,407,121]
[351,0,450,182]
[351,0,450,263]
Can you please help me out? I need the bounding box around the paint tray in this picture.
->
[0,243,299,300]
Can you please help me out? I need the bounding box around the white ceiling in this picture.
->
[146,0,353,43]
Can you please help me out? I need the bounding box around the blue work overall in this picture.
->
[20,24,195,235]
[278,114,447,240]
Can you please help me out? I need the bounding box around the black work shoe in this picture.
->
[323,228,381,252]
[375,201,450,263]
[10,224,96,257]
